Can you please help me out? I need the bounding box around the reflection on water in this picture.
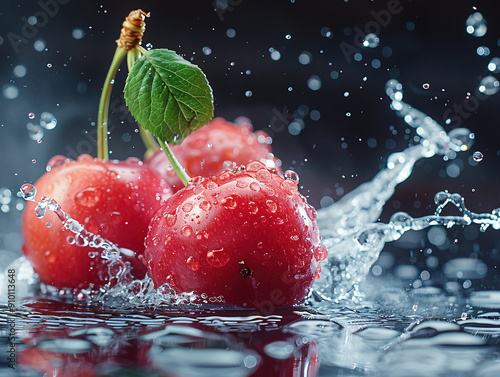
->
[2,286,500,376]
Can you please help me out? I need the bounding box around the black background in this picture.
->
[1,0,499,258]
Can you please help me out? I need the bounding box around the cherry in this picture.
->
[144,161,327,308]
[21,154,172,290]
[145,117,282,192]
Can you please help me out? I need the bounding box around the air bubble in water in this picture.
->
[422,83,430,90]
[39,111,57,130]
[465,12,487,37]
[202,46,212,55]
[146,43,153,50]
[478,76,499,95]
[363,33,379,48]
[285,34,291,39]
[473,151,483,162]
[245,90,252,97]
[47,63,52,68]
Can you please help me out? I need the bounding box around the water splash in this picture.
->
[313,80,497,302]
[18,183,200,307]
[314,192,500,302]
[19,183,133,259]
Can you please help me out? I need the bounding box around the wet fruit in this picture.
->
[144,161,327,307]
[21,154,172,290]
[145,117,281,192]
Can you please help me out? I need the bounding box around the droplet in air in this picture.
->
[72,28,85,39]
[146,43,153,50]
[3,85,19,99]
[13,65,27,78]
[465,12,487,37]
[478,75,499,95]
[473,151,483,162]
[39,112,57,130]
[488,57,500,73]
[298,51,312,65]
[20,184,37,201]
[27,123,44,141]
[362,33,379,48]
[477,46,490,56]
[307,76,321,91]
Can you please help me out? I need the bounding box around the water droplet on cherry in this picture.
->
[313,244,328,261]
[221,195,237,209]
[284,170,300,184]
[163,213,177,227]
[248,201,258,214]
[187,256,199,271]
[281,180,298,195]
[75,187,101,207]
[206,248,230,267]
[256,168,272,183]
[182,202,194,212]
[266,200,277,213]
[199,200,212,211]
[249,182,260,192]
[181,225,193,237]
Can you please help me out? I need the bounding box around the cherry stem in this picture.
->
[157,139,191,185]
[97,46,127,160]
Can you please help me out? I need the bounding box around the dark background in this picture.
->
[1,0,499,269]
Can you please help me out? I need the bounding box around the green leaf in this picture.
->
[124,49,214,144]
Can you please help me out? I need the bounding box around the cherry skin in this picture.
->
[145,117,281,192]
[144,161,327,308]
[21,154,172,290]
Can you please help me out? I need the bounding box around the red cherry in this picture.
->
[144,161,327,307]
[145,117,282,192]
[21,154,172,290]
